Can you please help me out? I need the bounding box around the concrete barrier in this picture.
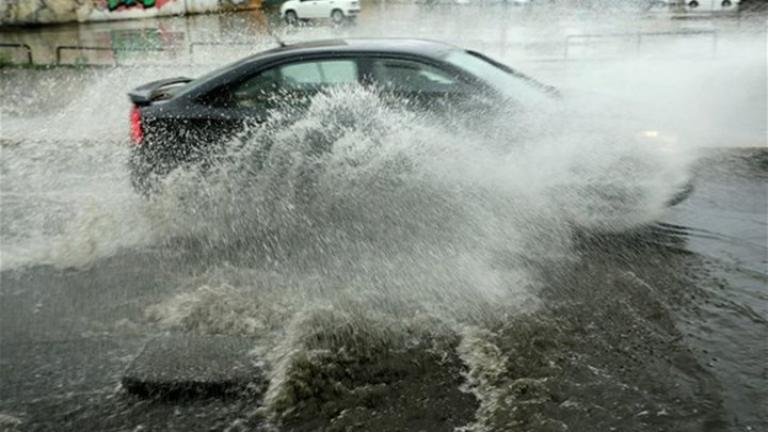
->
[1,0,261,26]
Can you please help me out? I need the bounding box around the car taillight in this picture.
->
[130,105,143,145]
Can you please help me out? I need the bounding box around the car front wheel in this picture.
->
[331,9,344,24]
[284,10,298,25]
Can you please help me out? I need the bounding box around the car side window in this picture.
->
[370,58,460,94]
[232,68,280,108]
[316,60,358,84]
[230,59,358,109]
[281,60,357,89]
[281,62,323,89]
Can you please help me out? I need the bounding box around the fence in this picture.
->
[563,29,719,59]
[55,45,176,66]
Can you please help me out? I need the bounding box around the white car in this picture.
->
[280,0,360,25]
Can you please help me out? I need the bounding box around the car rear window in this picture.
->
[230,59,358,108]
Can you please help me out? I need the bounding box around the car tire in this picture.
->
[284,10,298,26]
[688,0,699,7]
[722,0,731,6]
[331,9,344,24]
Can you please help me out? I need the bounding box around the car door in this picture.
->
[174,67,279,159]
[190,57,360,157]
[200,57,359,122]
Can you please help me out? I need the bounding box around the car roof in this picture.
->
[173,38,465,100]
[252,38,460,62]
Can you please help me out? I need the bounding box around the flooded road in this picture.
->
[1,149,765,431]
[1,3,766,432]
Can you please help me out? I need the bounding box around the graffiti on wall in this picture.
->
[97,0,173,12]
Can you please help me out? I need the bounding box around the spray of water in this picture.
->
[0,66,211,270]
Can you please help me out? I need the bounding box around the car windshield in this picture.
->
[443,50,554,105]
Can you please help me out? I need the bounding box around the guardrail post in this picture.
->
[0,43,33,65]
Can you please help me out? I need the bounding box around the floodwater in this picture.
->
[1,3,766,432]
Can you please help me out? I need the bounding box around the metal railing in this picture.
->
[0,43,33,65]
[0,29,716,67]
[55,45,172,65]
[53,43,259,66]
[563,29,718,59]
[188,41,260,56]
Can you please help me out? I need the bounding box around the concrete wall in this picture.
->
[1,0,261,26]
[0,8,273,65]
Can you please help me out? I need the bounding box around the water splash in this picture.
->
[131,85,702,428]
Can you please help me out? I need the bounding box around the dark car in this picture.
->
[126,38,692,207]
[127,38,557,192]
